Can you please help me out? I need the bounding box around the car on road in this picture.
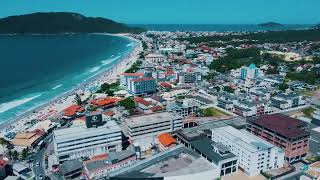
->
[39,174,43,180]
[36,162,41,167]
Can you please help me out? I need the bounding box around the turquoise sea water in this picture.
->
[0,34,134,122]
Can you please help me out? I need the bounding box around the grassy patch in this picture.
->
[200,108,229,117]
[302,107,315,118]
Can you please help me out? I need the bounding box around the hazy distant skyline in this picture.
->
[1,0,320,24]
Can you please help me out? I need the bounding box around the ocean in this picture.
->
[0,34,134,123]
[0,24,313,124]
[130,24,312,32]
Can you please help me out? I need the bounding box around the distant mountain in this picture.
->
[0,12,145,34]
[258,22,284,28]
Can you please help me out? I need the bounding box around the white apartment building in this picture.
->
[212,126,285,176]
[271,93,305,110]
[146,53,164,63]
[53,120,122,163]
[120,72,144,87]
[125,112,183,141]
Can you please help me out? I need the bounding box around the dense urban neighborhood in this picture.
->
[1,28,320,180]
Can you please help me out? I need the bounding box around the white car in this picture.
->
[36,162,40,167]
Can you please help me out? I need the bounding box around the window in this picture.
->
[232,166,236,172]
[225,167,232,174]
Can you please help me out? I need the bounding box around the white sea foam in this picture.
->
[0,94,42,113]
[52,84,63,90]
[126,43,133,47]
[88,66,101,73]
[101,55,121,65]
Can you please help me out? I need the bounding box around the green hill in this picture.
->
[258,22,284,27]
[0,12,145,34]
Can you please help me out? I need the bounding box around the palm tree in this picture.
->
[11,150,19,160]
[0,137,13,160]
[0,137,6,154]
[21,147,30,160]
[6,143,14,160]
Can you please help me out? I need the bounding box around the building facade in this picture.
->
[125,112,183,141]
[309,127,320,156]
[120,73,144,87]
[166,99,199,117]
[212,126,285,176]
[271,93,305,110]
[53,120,122,162]
[246,114,309,163]
[146,53,164,63]
[128,77,156,95]
[240,64,261,80]
[178,72,202,84]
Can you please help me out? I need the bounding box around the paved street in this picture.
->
[33,134,53,180]
[33,148,46,180]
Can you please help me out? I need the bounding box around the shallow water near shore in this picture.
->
[0,34,133,122]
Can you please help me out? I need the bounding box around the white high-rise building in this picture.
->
[212,126,284,176]
[125,112,183,141]
[53,120,122,162]
[240,64,262,80]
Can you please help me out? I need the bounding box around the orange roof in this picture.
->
[158,133,177,147]
[12,132,42,147]
[63,105,84,117]
[103,111,115,116]
[91,153,108,161]
[91,97,121,106]
[121,73,144,77]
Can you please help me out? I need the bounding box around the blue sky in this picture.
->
[1,0,319,24]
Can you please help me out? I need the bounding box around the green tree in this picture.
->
[278,83,289,91]
[119,98,136,110]
[223,86,235,93]
[0,138,8,154]
[11,150,19,160]
[21,148,30,160]
[75,94,82,105]
[302,107,315,118]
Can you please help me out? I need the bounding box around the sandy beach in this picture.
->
[0,33,142,134]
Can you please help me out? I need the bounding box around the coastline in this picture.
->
[0,33,142,133]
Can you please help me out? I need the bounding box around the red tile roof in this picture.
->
[160,82,172,88]
[150,105,163,112]
[250,114,309,139]
[91,97,121,106]
[0,158,8,168]
[134,97,152,106]
[158,133,177,147]
[63,105,84,117]
[131,77,155,83]
[121,73,144,77]
[103,111,115,117]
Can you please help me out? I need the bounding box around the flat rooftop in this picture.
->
[125,112,181,127]
[177,117,246,140]
[213,126,276,153]
[54,120,121,143]
[114,146,216,178]
[190,138,237,165]
[248,114,309,139]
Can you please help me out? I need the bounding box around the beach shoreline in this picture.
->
[0,33,142,133]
